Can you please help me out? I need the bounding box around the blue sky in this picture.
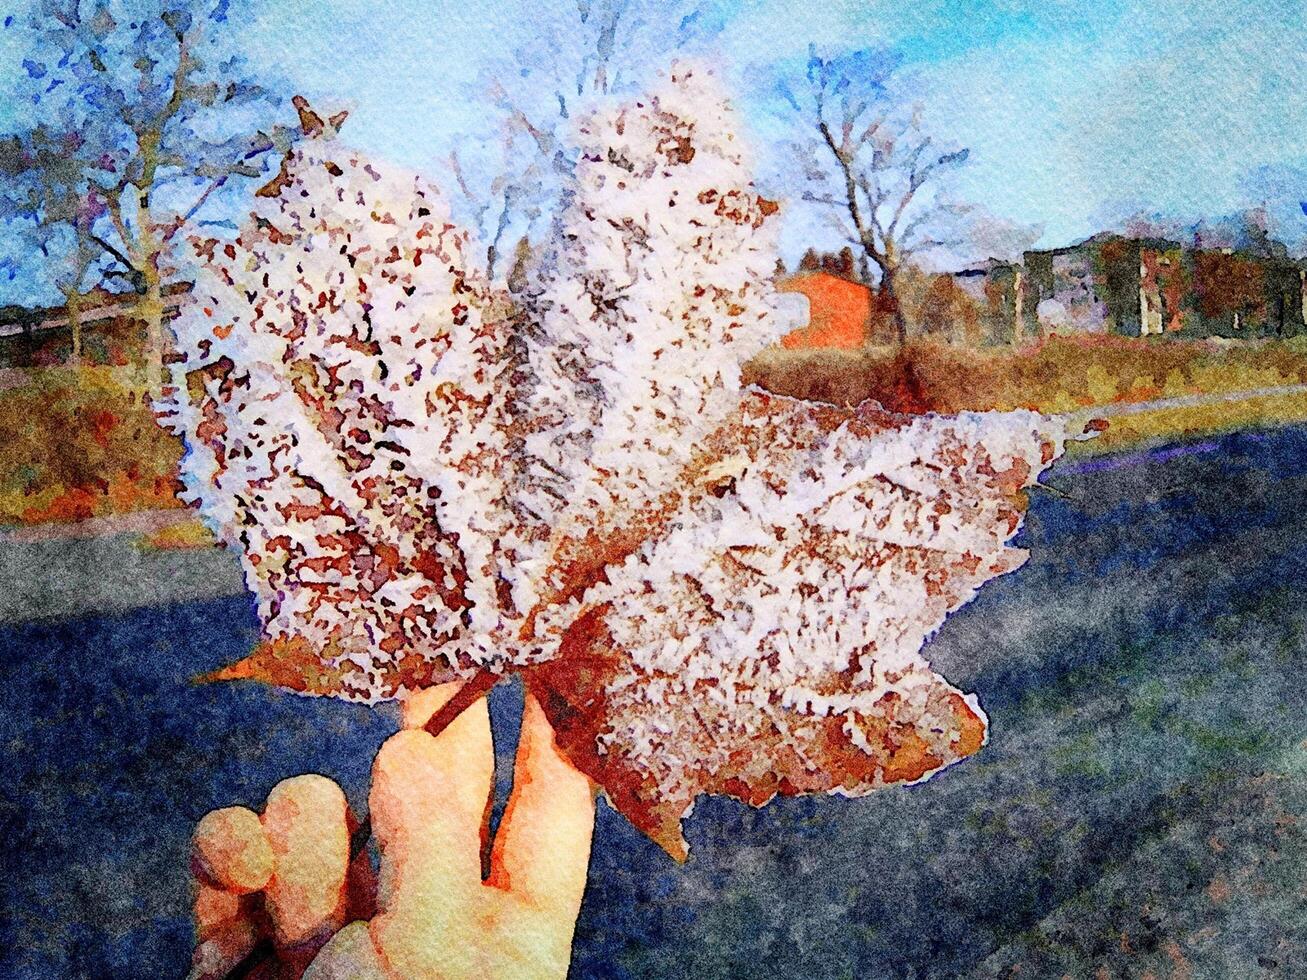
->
[228,0,1307,251]
[3,0,1307,302]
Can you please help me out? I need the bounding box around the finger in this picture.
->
[260,774,351,949]
[192,806,274,894]
[403,680,498,867]
[190,807,270,978]
[301,921,390,980]
[194,883,243,942]
[488,693,596,913]
[369,681,493,966]
[186,917,259,980]
[374,681,493,885]
[372,683,493,884]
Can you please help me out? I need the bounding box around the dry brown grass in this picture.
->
[746,335,1307,412]
[0,366,184,525]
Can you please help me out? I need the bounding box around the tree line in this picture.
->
[1,0,979,387]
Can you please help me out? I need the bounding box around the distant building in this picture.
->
[777,272,878,349]
[1187,248,1306,338]
[1020,234,1180,337]
[0,283,190,368]
[945,260,1024,344]
[0,283,190,339]
[1021,234,1307,339]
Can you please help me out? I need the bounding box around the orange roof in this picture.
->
[778,272,872,349]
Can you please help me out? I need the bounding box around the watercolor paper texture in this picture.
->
[1,2,1304,977]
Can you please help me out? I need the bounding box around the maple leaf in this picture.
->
[156,129,523,702]
[522,391,1067,858]
[160,73,1080,862]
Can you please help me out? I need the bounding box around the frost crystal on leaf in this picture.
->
[161,75,1078,861]
[514,63,784,620]
[527,391,1069,858]
[157,127,518,701]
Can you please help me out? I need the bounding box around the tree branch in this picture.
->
[448,148,477,205]
[88,232,134,272]
[100,186,140,264]
[886,137,933,238]
[487,184,517,280]
[801,191,847,209]
[901,236,961,259]
[162,141,278,244]
[163,176,227,244]
[156,22,193,133]
[856,174,889,234]
[816,117,869,239]
[856,112,887,148]
[897,209,936,254]
[489,79,555,158]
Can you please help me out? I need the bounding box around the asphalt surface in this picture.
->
[3,425,1306,978]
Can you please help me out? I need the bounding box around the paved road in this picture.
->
[0,510,238,624]
[3,425,1306,978]
[1068,381,1307,421]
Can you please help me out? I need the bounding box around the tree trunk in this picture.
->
[881,267,907,347]
[63,287,82,367]
[136,193,165,397]
[136,135,166,398]
[139,272,165,397]
[1012,268,1024,346]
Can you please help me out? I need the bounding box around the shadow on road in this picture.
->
[2,426,1305,978]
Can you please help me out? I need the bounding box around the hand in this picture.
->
[189,684,597,979]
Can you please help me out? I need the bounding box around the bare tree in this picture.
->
[449,135,544,283]
[4,0,292,390]
[456,0,720,279]
[0,126,105,362]
[782,47,970,345]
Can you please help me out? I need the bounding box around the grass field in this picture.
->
[5,333,1307,528]
[0,366,183,526]
[746,333,1307,452]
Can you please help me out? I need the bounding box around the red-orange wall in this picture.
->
[779,273,872,349]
